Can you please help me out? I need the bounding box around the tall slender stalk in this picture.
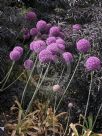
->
[1,72,24,91]
[63,108,71,136]
[55,54,82,112]
[0,70,11,84]
[57,65,65,84]
[92,103,102,130]
[26,63,50,114]
[0,61,15,91]
[83,71,94,130]
[21,57,38,105]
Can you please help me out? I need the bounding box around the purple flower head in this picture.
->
[53,84,61,92]
[62,52,73,64]
[13,46,23,56]
[23,33,30,40]
[22,28,30,40]
[49,26,60,37]
[76,39,91,53]
[39,49,55,63]
[73,24,81,31]
[36,20,47,33]
[30,41,34,51]
[46,37,56,45]
[22,28,29,34]
[25,11,37,21]
[24,59,33,70]
[30,28,38,36]
[47,43,59,54]
[56,38,65,45]
[31,40,47,53]
[9,50,21,61]
[57,44,65,51]
[85,56,101,71]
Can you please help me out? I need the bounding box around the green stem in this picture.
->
[82,71,94,131]
[55,54,82,112]
[26,63,50,114]
[21,57,38,105]
[1,72,24,92]
[0,61,15,90]
[92,102,102,130]
[54,92,57,114]
[63,109,71,136]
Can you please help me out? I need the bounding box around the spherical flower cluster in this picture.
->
[13,46,23,56]
[22,28,30,40]
[25,11,37,21]
[9,50,21,61]
[53,84,61,92]
[62,52,73,64]
[73,24,81,31]
[39,49,55,63]
[76,39,91,53]
[85,56,101,71]
[24,59,33,70]
[49,26,60,37]
[46,37,56,45]
[30,28,38,37]
[57,44,65,51]
[36,20,47,33]
[30,40,46,53]
[47,43,59,54]
[56,38,65,45]
[68,103,73,108]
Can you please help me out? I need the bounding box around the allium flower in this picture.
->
[46,37,56,45]
[85,56,101,71]
[62,52,73,63]
[39,49,55,63]
[25,11,37,21]
[57,44,65,51]
[68,103,73,108]
[56,38,65,45]
[13,46,23,56]
[47,43,59,54]
[49,26,60,37]
[24,59,33,70]
[30,28,38,36]
[73,24,81,31]
[23,33,30,40]
[30,42,34,51]
[53,84,61,92]
[9,50,21,61]
[36,20,47,33]
[22,28,30,40]
[30,40,47,53]
[76,39,91,53]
